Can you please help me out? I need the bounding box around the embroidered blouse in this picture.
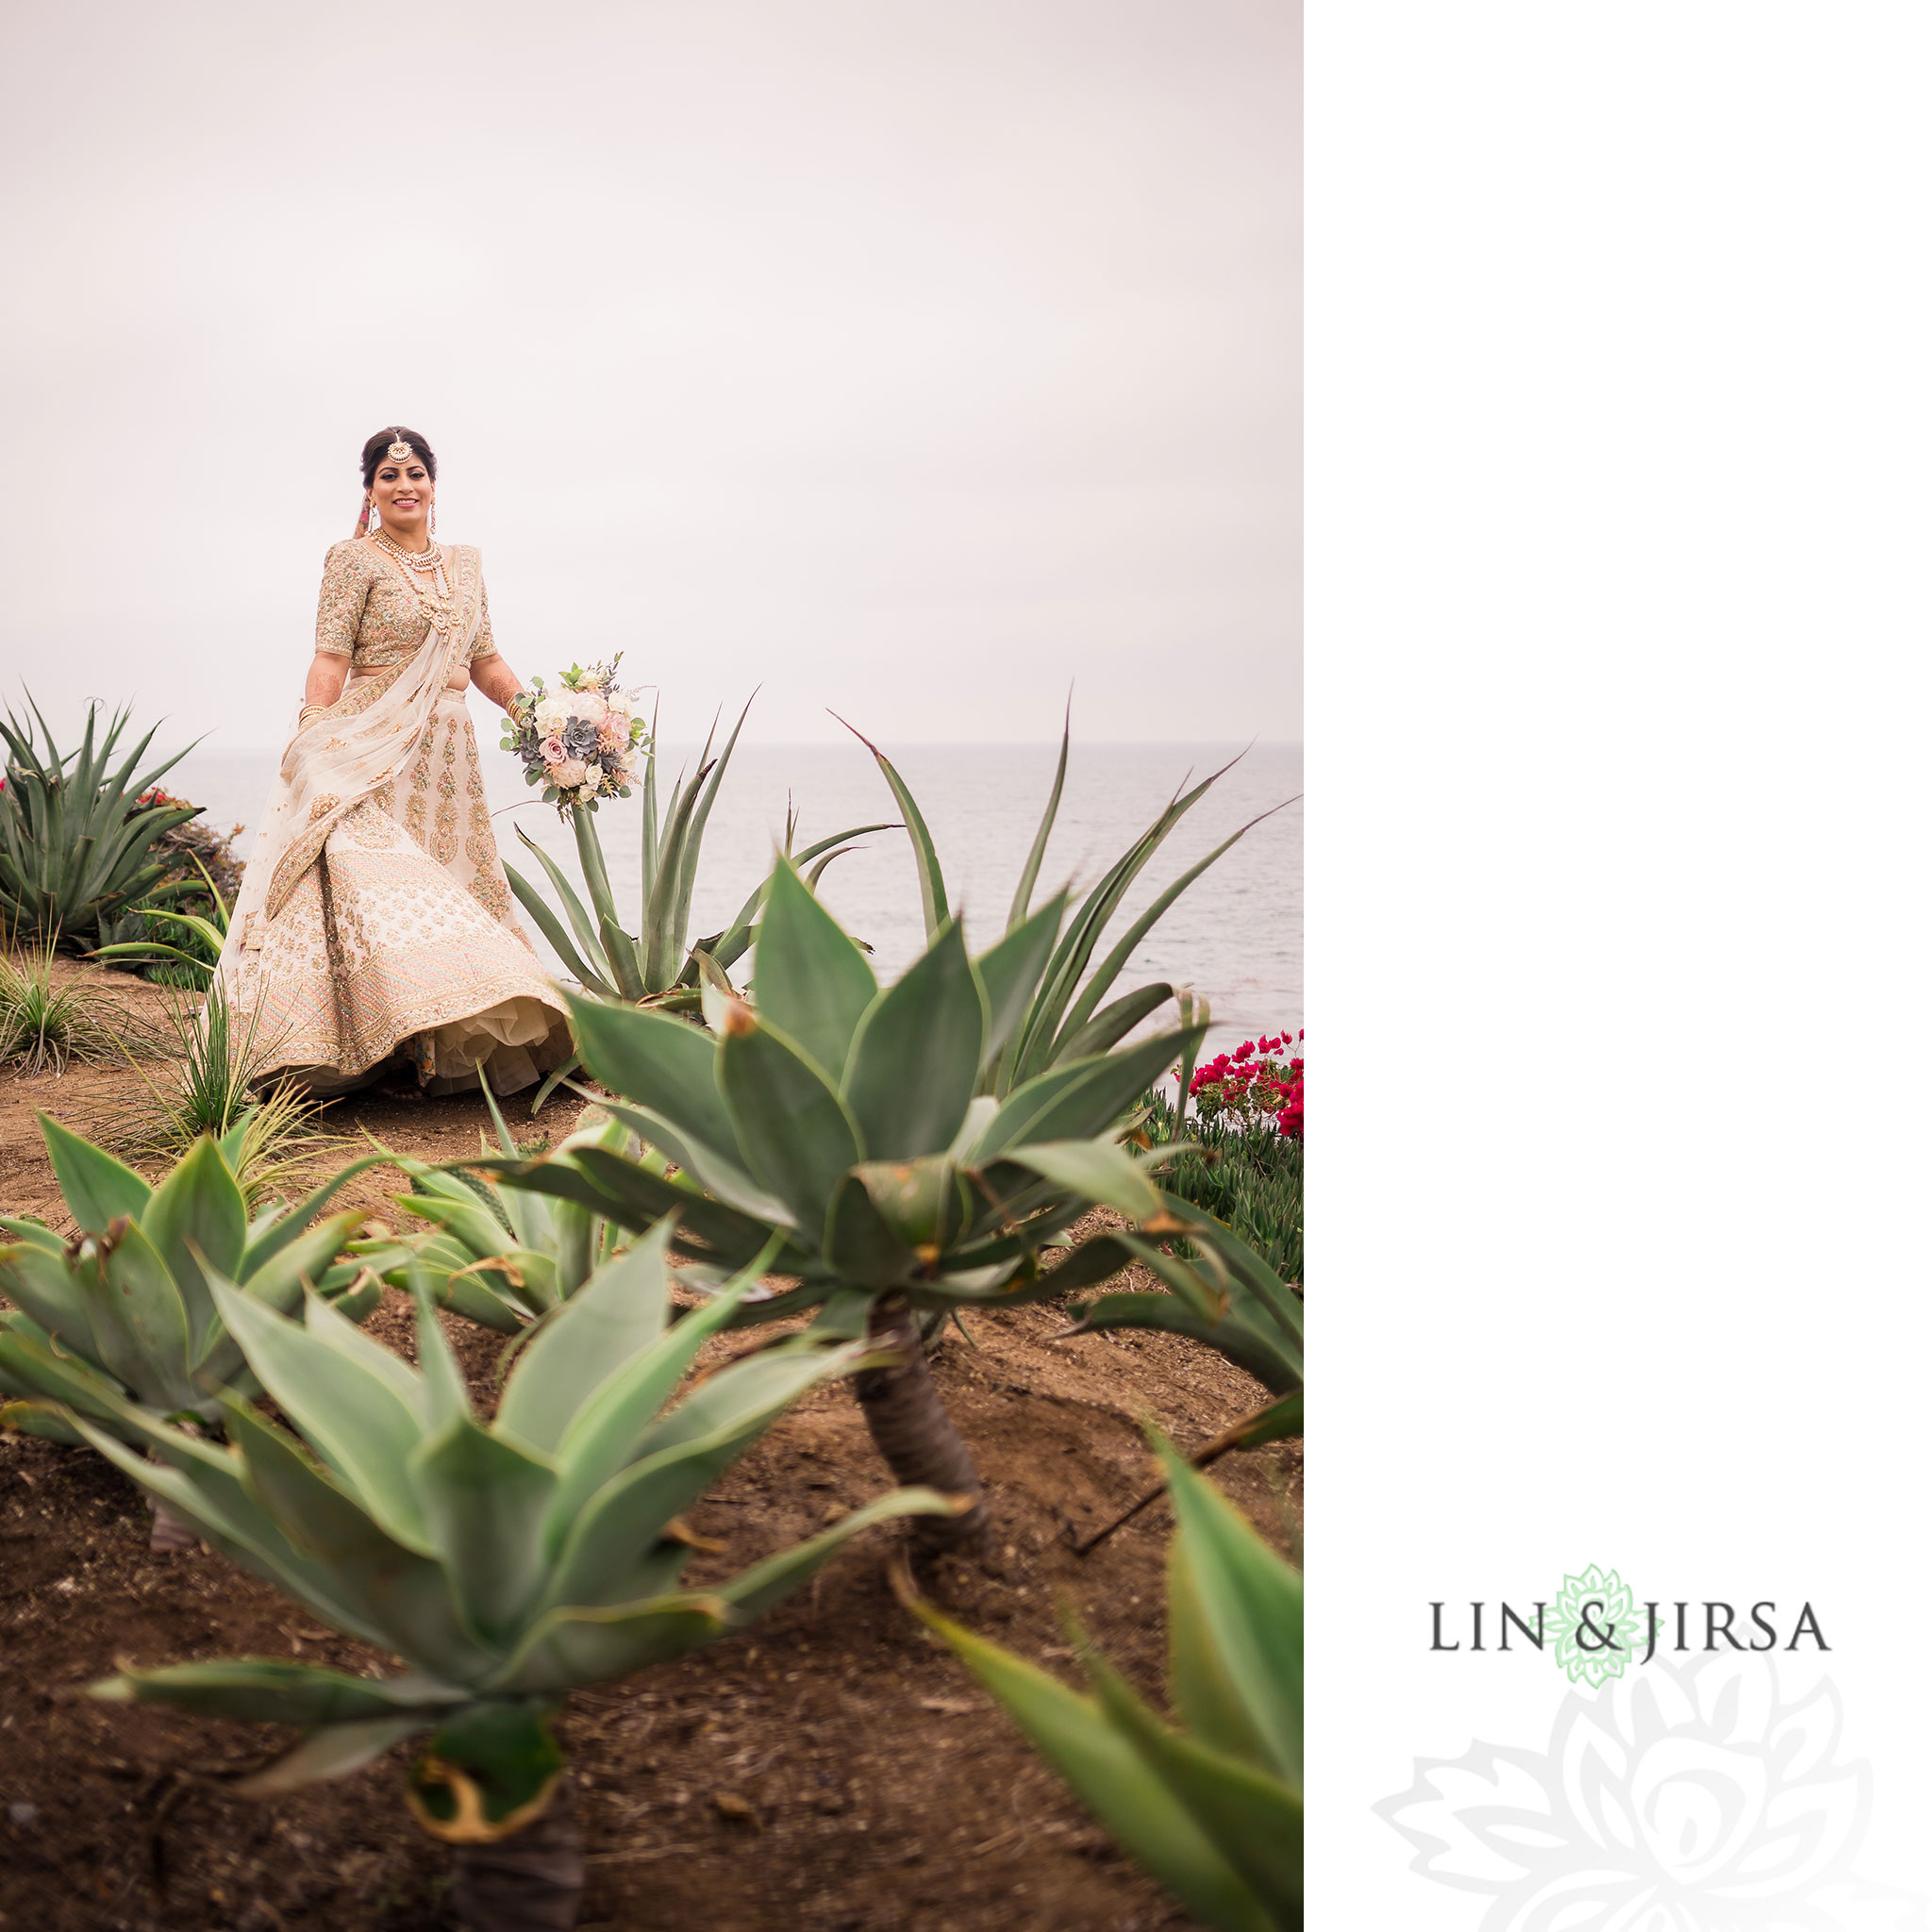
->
[314,540,498,668]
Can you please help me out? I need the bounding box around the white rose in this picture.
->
[568,692,607,726]
[577,782,599,803]
[535,696,570,733]
[582,761,602,786]
[604,691,632,723]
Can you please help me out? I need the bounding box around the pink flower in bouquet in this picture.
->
[567,691,607,726]
[552,758,589,789]
[597,719,627,754]
[540,735,566,765]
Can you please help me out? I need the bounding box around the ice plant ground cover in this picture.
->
[502,658,650,814]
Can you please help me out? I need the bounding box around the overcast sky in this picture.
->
[0,2,1298,749]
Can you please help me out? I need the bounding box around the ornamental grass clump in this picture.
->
[488,856,1230,1550]
[0,696,203,951]
[908,1434,1303,1932]
[78,1220,950,1932]
[0,1118,378,1547]
[86,979,341,1208]
[0,941,141,1074]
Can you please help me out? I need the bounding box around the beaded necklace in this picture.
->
[371,527,451,600]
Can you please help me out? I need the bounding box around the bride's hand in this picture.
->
[469,652,528,713]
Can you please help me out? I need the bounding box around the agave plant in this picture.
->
[364,1085,639,1336]
[487,858,1222,1549]
[0,695,203,951]
[1067,1202,1301,1428]
[92,849,231,988]
[908,1434,1303,1931]
[1060,1204,1303,1553]
[505,698,890,1108]
[0,1119,381,1545]
[79,1221,950,1931]
[839,708,1291,1097]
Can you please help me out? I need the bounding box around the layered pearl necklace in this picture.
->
[372,526,451,599]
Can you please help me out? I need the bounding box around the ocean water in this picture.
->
[171,731,1301,1066]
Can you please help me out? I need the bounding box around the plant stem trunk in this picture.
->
[451,1771,584,1932]
[146,1452,198,1554]
[148,1501,198,1554]
[854,1294,988,1551]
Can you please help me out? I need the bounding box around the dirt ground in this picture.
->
[0,959,1300,1932]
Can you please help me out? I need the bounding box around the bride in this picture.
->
[214,426,573,1096]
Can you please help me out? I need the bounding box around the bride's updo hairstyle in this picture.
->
[359,426,438,486]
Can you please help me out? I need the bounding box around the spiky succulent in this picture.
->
[0,1116,377,1448]
[485,857,1229,1546]
[505,695,891,1084]
[0,695,203,950]
[495,858,1210,1322]
[912,1435,1303,1932]
[80,1219,950,1837]
[364,1088,639,1335]
[1064,1202,1303,1446]
[841,711,1291,1098]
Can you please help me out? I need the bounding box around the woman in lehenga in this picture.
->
[215,426,573,1096]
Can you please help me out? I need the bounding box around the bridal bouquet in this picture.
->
[502,657,650,814]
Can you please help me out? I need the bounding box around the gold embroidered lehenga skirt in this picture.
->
[226,692,572,1096]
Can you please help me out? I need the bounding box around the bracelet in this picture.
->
[299,703,328,726]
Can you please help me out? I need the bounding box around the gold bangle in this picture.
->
[299,703,327,725]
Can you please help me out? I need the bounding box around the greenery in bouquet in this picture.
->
[501,657,650,815]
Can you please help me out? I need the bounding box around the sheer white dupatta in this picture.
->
[216,542,481,976]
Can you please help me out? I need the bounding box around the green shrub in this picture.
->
[1144,1091,1301,1287]
[0,697,200,951]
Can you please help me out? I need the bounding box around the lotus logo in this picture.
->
[1376,1652,1923,1928]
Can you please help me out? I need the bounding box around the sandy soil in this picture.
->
[0,958,1300,1932]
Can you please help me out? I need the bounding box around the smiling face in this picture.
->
[368,456,433,537]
